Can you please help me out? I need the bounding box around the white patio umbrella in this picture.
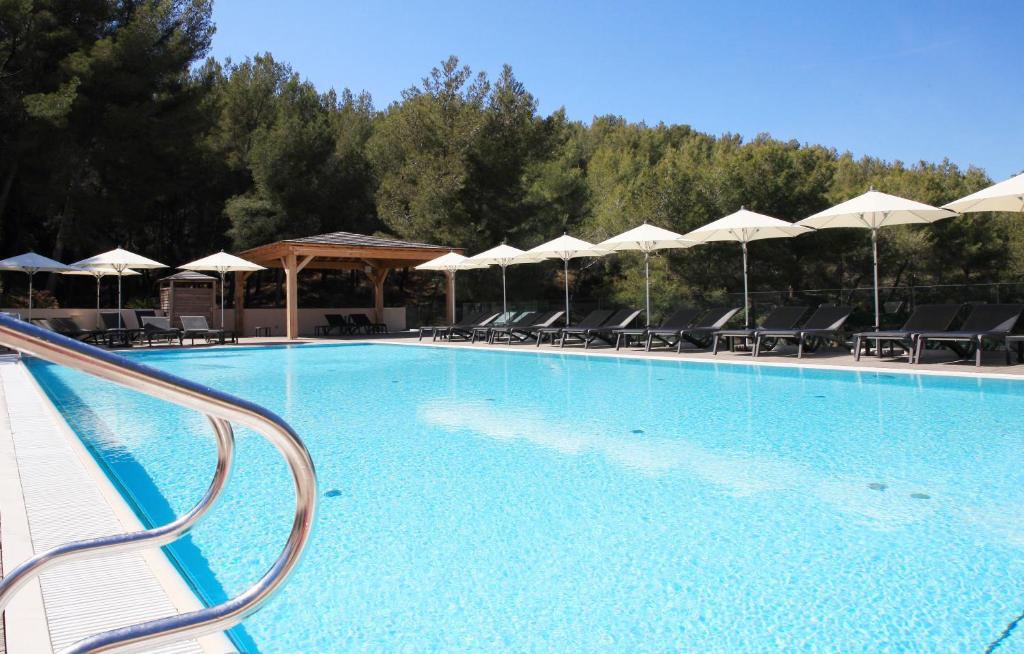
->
[0,252,72,321]
[515,234,609,323]
[796,189,956,330]
[415,252,483,323]
[180,251,266,328]
[682,208,811,328]
[63,265,141,328]
[943,171,1024,214]
[464,243,525,316]
[75,248,167,328]
[598,222,694,327]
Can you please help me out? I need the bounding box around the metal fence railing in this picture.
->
[727,282,1024,330]
[405,282,1024,331]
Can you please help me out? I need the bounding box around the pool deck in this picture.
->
[239,331,1024,378]
[1,330,1022,654]
[0,358,235,654]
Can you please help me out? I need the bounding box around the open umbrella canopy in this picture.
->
[63,266,141,278]
[797,190,955,230]
[0,252,73,320]
[64,266,140,328]
[515,233,608,263]
[515,234,609,323]
[181,252,265,329]
[180,251,265,273]
[465,244,526,315]
[598,223,693,327]
[416,252,481,325]
[943,171,1024,214]
[75,247,166,271]
[683,208,811,243]
[0,252,72,273]
[597,223,692,252]
[465,243,525,266]
[796,189,956,331]
[74,248,166,329]
[415,251,482,272]
[684,209,811,328]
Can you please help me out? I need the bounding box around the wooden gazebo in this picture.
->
[237,231,461,339]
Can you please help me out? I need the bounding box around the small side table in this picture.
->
[255,326,272,338]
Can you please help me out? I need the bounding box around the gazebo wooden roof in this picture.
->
[236,231,462,339]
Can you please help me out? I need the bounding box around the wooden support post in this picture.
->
[234,271,251,336]
[285,252,299,339]
[444,270,455,324]
[364,267,389,325]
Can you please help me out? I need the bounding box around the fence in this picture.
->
[407,282,1024,331]
[727,282,1024,330]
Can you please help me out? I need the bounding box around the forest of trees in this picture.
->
[2,1,1020,321]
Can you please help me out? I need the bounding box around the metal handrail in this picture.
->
[0,316,317,654]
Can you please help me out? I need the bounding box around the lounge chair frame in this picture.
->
[852,303,962,362]
[912,304,1024,367]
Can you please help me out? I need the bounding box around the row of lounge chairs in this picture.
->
[421,302,1024,366]
[32,313,235,347]
[854,303,1024,366]
[315,313,388,336]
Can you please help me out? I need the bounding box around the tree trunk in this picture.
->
[47,193,73,291]
[0,161,19,240]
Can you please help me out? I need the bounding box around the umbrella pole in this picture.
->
[644,251,651,328]
[564,258,570,324]
[27,272,33,322]
[501,265,507,316]
[95,276,102,329]
[741,242,749,329]
[117,271,123,330]
[220,271,226,329]
[871,227,880,333]
[451,272,457,324]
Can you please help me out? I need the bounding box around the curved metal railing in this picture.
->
[0,315,317,653]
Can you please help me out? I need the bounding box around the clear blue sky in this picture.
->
[209,0,1023,180]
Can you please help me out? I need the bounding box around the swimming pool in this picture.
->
[25,343,1024,652]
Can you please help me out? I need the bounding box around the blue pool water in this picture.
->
[25,344,1024,653]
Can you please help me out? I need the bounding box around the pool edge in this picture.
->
[12,359,237,654]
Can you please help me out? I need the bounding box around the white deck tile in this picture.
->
[0,361,207,654]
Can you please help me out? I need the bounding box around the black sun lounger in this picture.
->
[753,305,853,358]
[471,311,535,343]
[536,309,613,347]
[419,312,484,341]
[446,312,502,341]
[494,311,565,344]
[853,304,961,362]
[350,313,387,334]
[613,307,701,350]
[315,314,351,336]
[469,311,516,343]
[641,308,704,351]
[43,317,106,344]
[673,307,742,353]
[560,309,641,348]
[712,306,809,355]
[141,316,183,346]
[181,315,237,345]
[913,303,1024,367]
